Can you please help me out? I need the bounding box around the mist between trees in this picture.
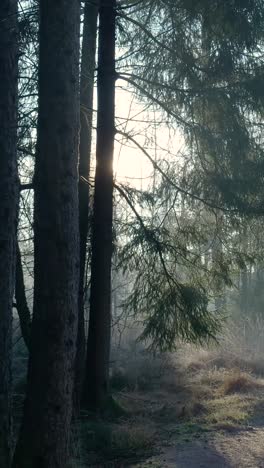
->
[1,0,264,466]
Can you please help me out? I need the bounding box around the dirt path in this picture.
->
[139,427,264,467]
[86,352,264,467]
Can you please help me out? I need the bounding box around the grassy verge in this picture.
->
[70,345,264,466]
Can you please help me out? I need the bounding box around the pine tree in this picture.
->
[83,0,116,411]
[12,0,80,465]
[120,0,264,213]
[74,0,99,415]
[0,1,19,465]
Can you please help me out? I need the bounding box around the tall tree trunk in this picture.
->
[74,0,99,416]
[15,242,31,351]
[12,0,80,466]
[240,227,248,316]
[82,0,116,411]
[240,267,248,313]
[211,234,225,311]
[0,1,19,466]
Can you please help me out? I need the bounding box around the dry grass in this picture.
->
[72,320,264,466]
[112,422,155,453]
[204,394,253,428]
[73,418,156,466]
[177,319,264,380]
[221,370,262,395]
[182,347,264,378]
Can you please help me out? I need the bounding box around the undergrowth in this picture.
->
[49,320,264,465]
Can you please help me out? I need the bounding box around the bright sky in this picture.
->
[113,82,184,190]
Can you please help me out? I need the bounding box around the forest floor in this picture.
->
[130,361,264,468]
[140,426,264,467]
[71,344,264,467]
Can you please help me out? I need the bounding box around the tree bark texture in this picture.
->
[74,0,99,416]
[83,0,116,411]
[12,0,80,466]
[240,227,249,316]
[0,1,19,466]
[15,242,31,351]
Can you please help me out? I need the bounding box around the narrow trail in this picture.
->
[153,427,264,467]
[86,352,264,467]
[132,376,264,468]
